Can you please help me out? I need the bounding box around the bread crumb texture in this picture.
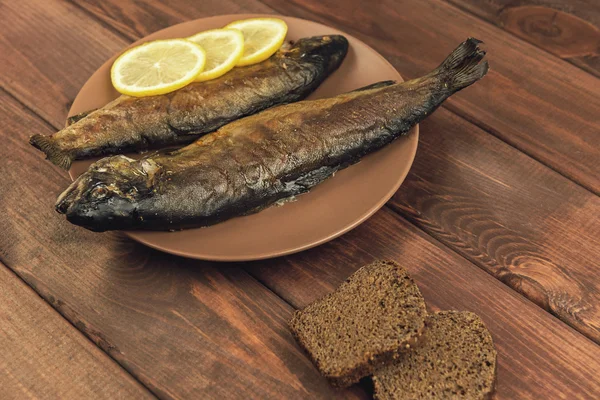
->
[289,260,427,387]
[373,311,497,400]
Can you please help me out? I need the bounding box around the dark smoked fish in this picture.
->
[56,38,488,232]
[30,35,349,169]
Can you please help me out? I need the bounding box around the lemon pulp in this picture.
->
[111,39,206,97]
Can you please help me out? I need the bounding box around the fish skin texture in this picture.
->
[56,38,488,232]
[30,35,350,169]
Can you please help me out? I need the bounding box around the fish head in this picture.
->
[287,35,349,73]
[55,155,156,231]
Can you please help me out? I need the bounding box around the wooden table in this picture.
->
[1,0,599,398]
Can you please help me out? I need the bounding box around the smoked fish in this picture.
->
[30,35,349,169]
[56,38,488,232]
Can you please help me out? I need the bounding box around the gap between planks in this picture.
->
[66,0,135,43]
[0,259,158,399]
[444,103,599,197]
[439,0,600,80]
[1,87,57,132]
[0,245,321,399]
[380,201,599,346]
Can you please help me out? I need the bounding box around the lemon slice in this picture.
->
[111,39,206,97]
[187,28,245,82]
[225,18,288,67]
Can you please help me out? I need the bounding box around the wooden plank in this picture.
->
[444,0,600,77]
[0,2,597,398]
[0,90,365,398]
[0,262,154,400]
[251,0,600,193]
[71,0,275,40]
[387,107,600,343]
[0,0,128,128]
[244,207,600,399]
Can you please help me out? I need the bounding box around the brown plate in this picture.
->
[68,14,418,261]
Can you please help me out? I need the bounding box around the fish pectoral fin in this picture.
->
[285,164,342,193]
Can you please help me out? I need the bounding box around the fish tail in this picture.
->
[29,134,74,170]
[434,37,489,92]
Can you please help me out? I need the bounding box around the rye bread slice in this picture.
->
[373,311,497,400]
[289,260,427,387]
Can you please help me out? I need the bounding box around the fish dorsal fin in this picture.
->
[348,80,396,93]
[65,109,97,127]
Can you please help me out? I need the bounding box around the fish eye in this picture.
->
[90,185,109,199]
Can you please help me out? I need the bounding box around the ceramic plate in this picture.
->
[68,15,418,261]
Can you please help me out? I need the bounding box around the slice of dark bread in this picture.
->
[289,260,427,388]
[373,311,497,400]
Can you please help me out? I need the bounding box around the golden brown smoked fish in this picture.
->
[30,35,349,169]
[56,38,488,232]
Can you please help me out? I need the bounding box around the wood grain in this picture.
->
[1,1,599,398]
[253,0,600,193]
[0,0,128,128]
[445,0,600,77]
[244,207,600,399]
[388,107,600,342]
[0,90,367,399]
[0,261,154,400]
[71,0,275,40]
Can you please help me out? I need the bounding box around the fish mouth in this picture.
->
[55,173,137,231]
[62,197,137,232]
[55,195,73,214]
[55,177,87,214]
